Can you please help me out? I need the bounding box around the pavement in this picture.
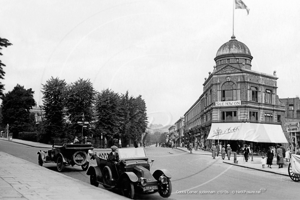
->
[0,138,127,200]
[176,146,289,177]
[0,139,290,200]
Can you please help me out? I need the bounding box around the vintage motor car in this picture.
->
[37,143,93,172]
[87,147,172,199]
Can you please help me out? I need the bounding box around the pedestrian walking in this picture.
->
[276,145,284,168]
[244,145,250,162]
[285,148,290,162]
[221,145,226,160]
[261,155,266,168]
[267,146,274,168]
[216,144,220,157]
[211,144,217,159]
[227,144,232,160]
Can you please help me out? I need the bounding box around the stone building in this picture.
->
[184,35,287,150]
[280,97,300,150]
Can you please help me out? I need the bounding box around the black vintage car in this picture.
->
[87,147,172,199]
[37,143,93,172]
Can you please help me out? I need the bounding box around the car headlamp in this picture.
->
[159,175,168,184]
[140,177,147,186]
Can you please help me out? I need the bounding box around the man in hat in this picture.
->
[108,145,119,162]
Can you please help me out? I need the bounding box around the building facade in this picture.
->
[280,97,300,150]
[184,36,286,149]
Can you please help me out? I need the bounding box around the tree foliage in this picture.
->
[94,89,122,142]
[41,77,67,140]
[0,37,12,97]
[64,78,95,138]
[1,84,36,137]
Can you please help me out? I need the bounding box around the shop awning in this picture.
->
[207,123,288,143]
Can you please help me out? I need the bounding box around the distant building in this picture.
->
[30,106,44,124]
[280,97,300,149]
[174,117,184,147]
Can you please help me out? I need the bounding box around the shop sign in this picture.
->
[215,100,241,107]
[287,127,299,132]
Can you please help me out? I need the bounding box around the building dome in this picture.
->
[216,36,251,57]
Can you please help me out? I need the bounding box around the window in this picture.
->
[249,111,258,121]
[250,86,258,102]
[221,81,236,101]
[289,104,294,110]
[265,113,273,122]
[277,115,281,123]
[236,59,239,63]
[222,111,237,121]
[227,59,230,63]
[265,89,272,104]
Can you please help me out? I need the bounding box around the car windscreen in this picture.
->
[118,148,146,160]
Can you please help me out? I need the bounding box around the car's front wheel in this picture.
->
[121,177,135,199]
[158,177,172,198]
[38,155,43,166]
[56,155,65,172]
[90,170,99,187]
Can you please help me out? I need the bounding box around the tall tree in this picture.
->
[119,92,148,147]
[94,89,122,145]
[1,84,36,137]
[0,37,12,97]
[64,78,95,139]
[41,77,67,142]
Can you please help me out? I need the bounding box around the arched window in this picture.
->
[221,81,236,101]
[250,86,258,102]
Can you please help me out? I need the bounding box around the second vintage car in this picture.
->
[87,147,172,199]
[37,143,93,172]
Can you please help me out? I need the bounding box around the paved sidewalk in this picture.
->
[0,138,127,200]
[176,146,289,177]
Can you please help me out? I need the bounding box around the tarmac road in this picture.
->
[1,139,299,200]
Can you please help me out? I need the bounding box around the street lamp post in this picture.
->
[77,113,89,142]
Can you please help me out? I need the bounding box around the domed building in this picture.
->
[183,35,288,152]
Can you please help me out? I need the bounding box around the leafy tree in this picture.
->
[94,89,122,145]
[64,78,95,139]
[41,77,67,142]
[119,92,148,147]
[1,84,36,137]
[0,37,12,97]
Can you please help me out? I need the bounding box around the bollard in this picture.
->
[233,152,238,163]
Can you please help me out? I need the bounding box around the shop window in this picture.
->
[250,86,258,102]
[265,113,273,122]
[222,111,237,121]
[249,111,258,121]
[221,81,236,101]
[265,89,272,104]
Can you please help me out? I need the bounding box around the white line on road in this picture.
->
[172,165,233,194]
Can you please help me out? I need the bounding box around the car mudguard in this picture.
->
[121,172,139,183]
[58,153,67,164]
[87,166,102,180]
[153,169,171,180]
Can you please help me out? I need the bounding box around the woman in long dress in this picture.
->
[266,146,274,168]
[276,145,284,168]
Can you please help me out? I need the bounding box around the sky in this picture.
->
[1,0,300,128]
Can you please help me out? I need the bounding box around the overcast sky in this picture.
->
[1,0,300,127]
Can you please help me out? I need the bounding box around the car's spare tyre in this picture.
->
[72,151,87,166]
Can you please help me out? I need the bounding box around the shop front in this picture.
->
[207,122,288,154]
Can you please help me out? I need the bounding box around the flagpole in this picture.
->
[232,0,235,37]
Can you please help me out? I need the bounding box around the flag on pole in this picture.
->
[235,0,250,15]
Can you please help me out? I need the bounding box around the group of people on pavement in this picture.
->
[211,143,299,169]
[211,143,235,160]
